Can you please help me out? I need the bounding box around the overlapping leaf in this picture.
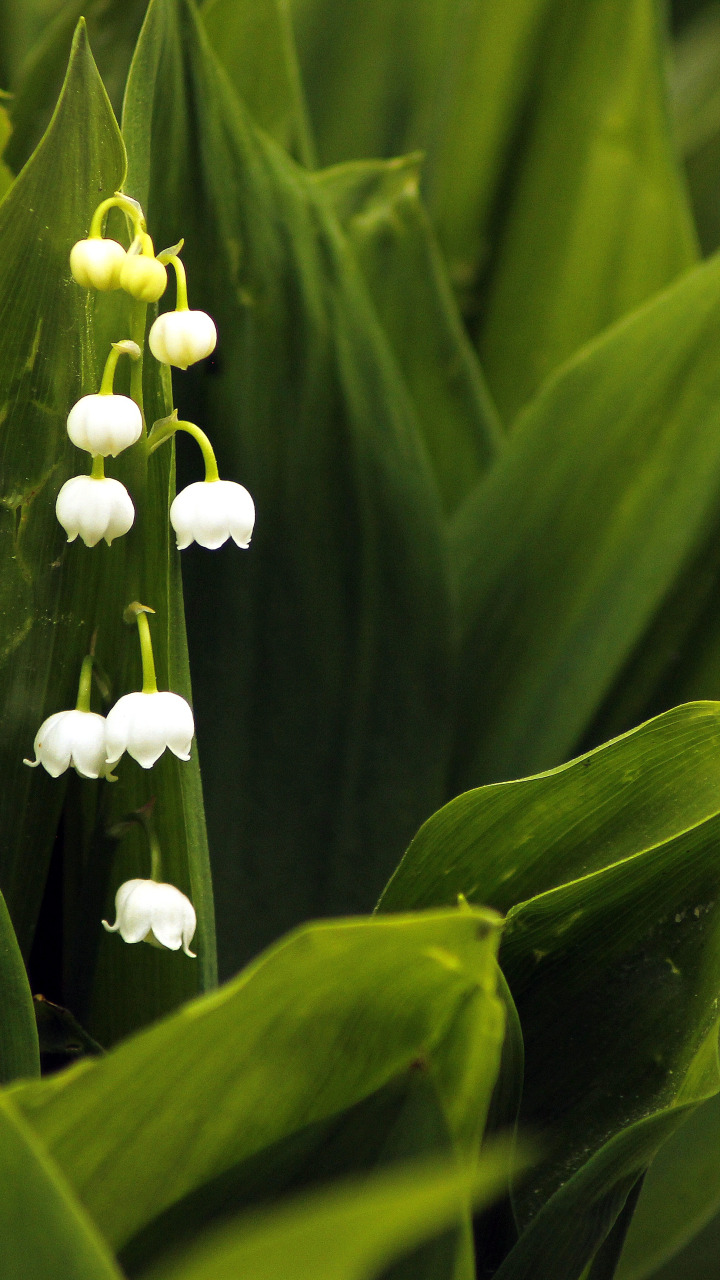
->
[478,0,698,420]
[451,253,720,791]
[312,156,502,513]
[379,704,720,1276]
[121,0,454,976]
[9,909,505,1254]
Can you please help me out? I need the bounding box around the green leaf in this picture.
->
[478,0,699,420]
[379,703,720,1274]
[136,1151,520,1280]
[4,0,150,173]
[290,0,553,298]
[0,22,216,1047]
[0,1097,123,1280]
[121,0,454,976]
[671,4,720,257]
[312,156,502,513]
[450,253,720,790]
[0,891,39,1082]
[9,908,504,1252]
[201,0,316,166]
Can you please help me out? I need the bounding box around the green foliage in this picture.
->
[0,1,720,1278]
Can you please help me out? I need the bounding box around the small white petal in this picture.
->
[56,476,134,547]
[102,880,196,955]
[170,480,255,551]
[67,394,142,458]
[149,310,217,369]
[105,690,194,768]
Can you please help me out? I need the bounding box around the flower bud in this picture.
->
[104,690,195,769]
[148,310,217,369]
[24,709,112,779]
[119,254,167,302]
[56,475,135,547]
[102,879,196,955]
[170,479,255,550]
[70,238,126,290]
[67,394,142,458]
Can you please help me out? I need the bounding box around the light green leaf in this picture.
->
[201,0,316,166]
[312,155,502,512]
[450,253,720,790]
[0,1097,123,1280]
[137,1150,520,1280]
[10,908,504,1252]
[478,0,699,420]
[379,703,720,1275]
[121,0,454,976]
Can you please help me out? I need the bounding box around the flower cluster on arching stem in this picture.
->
[25,190,257,958]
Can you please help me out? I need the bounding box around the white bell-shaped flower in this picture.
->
[104,690,194,769]
[102,879,196,956]
[70,238,126,290]
[56,475,135,547]
[170,479,255,550]
[67,394,142,458]
[24,709,112,779]
[149,309,217,369]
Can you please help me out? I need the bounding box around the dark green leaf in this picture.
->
[0,22,216,1047]
[0,892,39,1082]
[122,0,454,976]
[478,0,698,420]
[312,156,502,513]
[201,0,316,166]
[450,254,720,790]
[379,703,720,1275]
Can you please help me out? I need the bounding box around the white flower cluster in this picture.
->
[24,192,261,958]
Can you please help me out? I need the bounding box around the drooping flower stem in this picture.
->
[167,255,189,311]
[123,602,158,695]
[88,193,145,240]
[74,654,94,713]
[129,302,148,424]
[147,415,219,482]
[91,454,105,480]
[98,340,142,397]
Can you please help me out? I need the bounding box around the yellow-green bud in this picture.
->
[119,255,167,302]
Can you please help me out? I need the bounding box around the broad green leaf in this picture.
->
[378,703,720,1275]
[671,4,720,256]
[478,0,699,421]
[290,0,553,297]
[450,253,720,791]
[4,0,149,173]
[137,1151,519,1280]
[0,1097,123,1280]
[312,156,502,513]
[0,98,12,198]
[0,891,39,1082]
[10,908,504,1251]
[617,1092,720,1278]
[0,23,216,1047]
[122,0,454,976]
[201,0,316,166]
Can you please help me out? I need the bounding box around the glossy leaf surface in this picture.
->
[11,908,504,1252]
